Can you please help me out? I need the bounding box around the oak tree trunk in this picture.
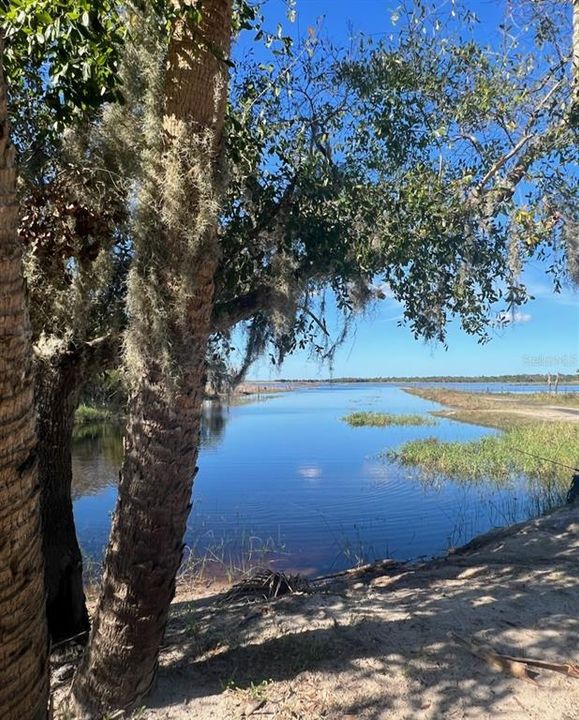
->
[70,1,232,715]
[36,333,121,643]
[0,32,49,720]
[36,352,89,644]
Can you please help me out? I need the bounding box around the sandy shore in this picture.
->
[403,386,579,425]
[53,503,579,719]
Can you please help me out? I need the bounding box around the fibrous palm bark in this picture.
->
[0,32,49,720]
[70,1,232,715]
[574,0,578,100]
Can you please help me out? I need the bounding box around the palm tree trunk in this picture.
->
[36,352,89,644]
[0,32,49,720]
[70,2,232,715]
[573,0,578,115]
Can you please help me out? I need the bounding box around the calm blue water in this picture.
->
[72,383,571,576]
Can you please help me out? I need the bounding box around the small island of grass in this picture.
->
[342,411,436,427]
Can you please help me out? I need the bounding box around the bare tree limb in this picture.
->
[477,80,563,191]
[82,333,123,373]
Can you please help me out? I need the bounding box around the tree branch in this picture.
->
[477,80,563,192]
[81,333,122,374]
[211,286,280,333]
[301,305,329,336]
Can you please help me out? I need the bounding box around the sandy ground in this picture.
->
[53,503,579,719]
[492,405,579,422]
[465,395,579,423]
[440,404,579,423]
[403,386,579,425]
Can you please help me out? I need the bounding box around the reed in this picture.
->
[388,422,578,485]
[75,404,116,426]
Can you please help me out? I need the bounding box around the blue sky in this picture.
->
[247,266,579,378]
[236,1,579,379]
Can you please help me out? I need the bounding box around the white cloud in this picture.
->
[495,311,532,326]
[512,311,532,324]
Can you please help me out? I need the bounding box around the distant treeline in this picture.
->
[275,374,579,384]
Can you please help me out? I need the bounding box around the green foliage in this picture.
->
[8,0,574,388]
[2,0,133,356]
[215,0,577,382]
[9,3,159,362]
[80,368,127,410]
[146,0,257,41]
[1,0,125,129]
[342,411,436,427]
[74,404,116,427]
[337,0,577,339]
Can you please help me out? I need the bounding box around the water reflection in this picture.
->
[72,399,230,498]
[72,425,123,500]
[200,400,228,449]
[72,384,573,576]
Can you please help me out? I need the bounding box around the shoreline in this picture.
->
[56,503,579,719]
[262,376,579,386]
[402,385,579,426]
[60,384,579,718]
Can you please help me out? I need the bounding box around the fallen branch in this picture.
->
[312,559,402,583]
[449,632,579,683]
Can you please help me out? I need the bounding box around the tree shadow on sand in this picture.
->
[146,505,579,719]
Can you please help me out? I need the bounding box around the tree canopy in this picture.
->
[4,0,575,382]
[212,0,577,380]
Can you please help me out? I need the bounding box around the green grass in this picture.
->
[342,411,436,427]
[73,404,125,441]
[388,422,578,486]
[75,404,116,426]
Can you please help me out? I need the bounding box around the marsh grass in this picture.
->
[73,404,125,442]
[83,530,288,601]
[388,422,578,486]
[343,411,436,427]
[176,530,288,587]
[75,404,116,426]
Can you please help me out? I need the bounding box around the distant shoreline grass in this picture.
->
[389,388,579,487]
[73,404,125,441]
[342,411,436,427]
[403,386,579,415]
[275,374,579,385]
[75,404,118,426]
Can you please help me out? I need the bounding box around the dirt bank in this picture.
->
[54,504,579,719]
[404,386,579,426]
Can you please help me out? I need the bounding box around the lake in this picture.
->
[73,383,574,577]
